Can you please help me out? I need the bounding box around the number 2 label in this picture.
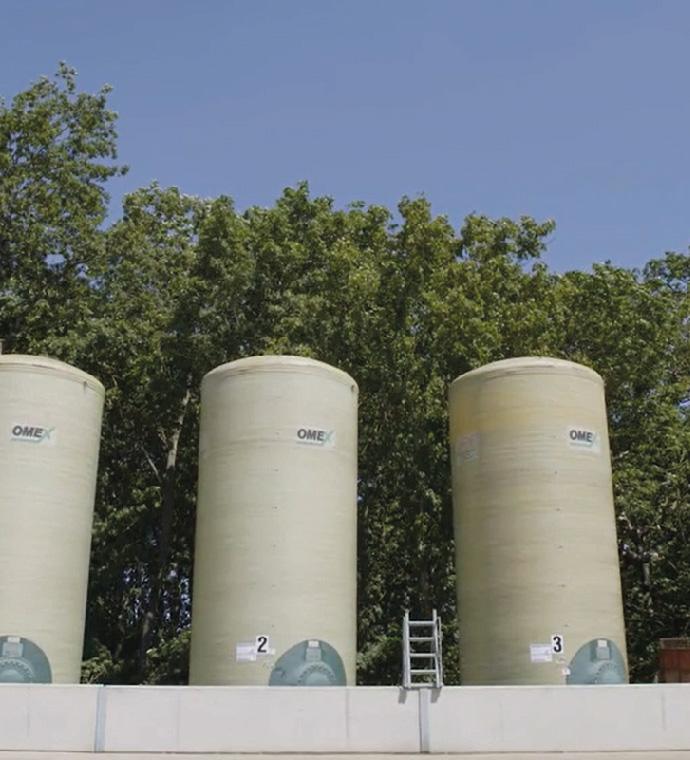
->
[255,635,270,655]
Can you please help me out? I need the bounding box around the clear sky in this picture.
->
[2,0,689,272]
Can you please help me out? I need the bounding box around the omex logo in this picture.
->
[567,427,599,452]
[10,424,55,444]
[296,428,335,447]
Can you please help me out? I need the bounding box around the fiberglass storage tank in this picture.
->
[449,357,628,686]
[0,355,104,684]
[190,355,358,686]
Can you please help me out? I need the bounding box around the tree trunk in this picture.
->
[139,381,192,678]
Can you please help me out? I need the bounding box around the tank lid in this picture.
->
[450,356,603,388]
[204,355,358,390]
[0,354,105,394]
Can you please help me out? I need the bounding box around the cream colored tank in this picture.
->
[0,355,104,684]
[190,356,358,685]
[449,357,628,685]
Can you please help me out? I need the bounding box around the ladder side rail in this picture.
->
[436,612,444,687]
[432,609,441,687]
[402,609,410,689]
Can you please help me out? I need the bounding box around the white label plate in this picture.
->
[530,643,553,663]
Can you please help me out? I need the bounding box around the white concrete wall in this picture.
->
[0,684,689,754]
[428,685,690,753]
[0,685,98,752]
[101,686,418,753]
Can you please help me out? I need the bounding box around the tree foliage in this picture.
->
[2,68,688,684]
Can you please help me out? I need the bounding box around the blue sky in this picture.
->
[2,0,689,272]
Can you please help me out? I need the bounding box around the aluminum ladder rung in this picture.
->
[410,636,433,642]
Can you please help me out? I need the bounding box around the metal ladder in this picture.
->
[402,608,443,688]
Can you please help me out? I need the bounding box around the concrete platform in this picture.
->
[1,684,689,755]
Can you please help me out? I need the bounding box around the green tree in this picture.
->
[541,257,689,680]
[0,63,124,357]
[82,185,213,683]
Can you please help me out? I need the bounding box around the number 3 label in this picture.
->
[551,634,564,654]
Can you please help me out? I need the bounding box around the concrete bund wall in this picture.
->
[0,684,689,754]
[427,685,690,753]
[101,686,418,753]
[0,685,98,752]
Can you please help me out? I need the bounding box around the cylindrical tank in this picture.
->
[0,355,104,683]
[190,356,358,686]
[449,357,628,685]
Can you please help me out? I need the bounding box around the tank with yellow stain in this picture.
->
[449,357,628,685]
